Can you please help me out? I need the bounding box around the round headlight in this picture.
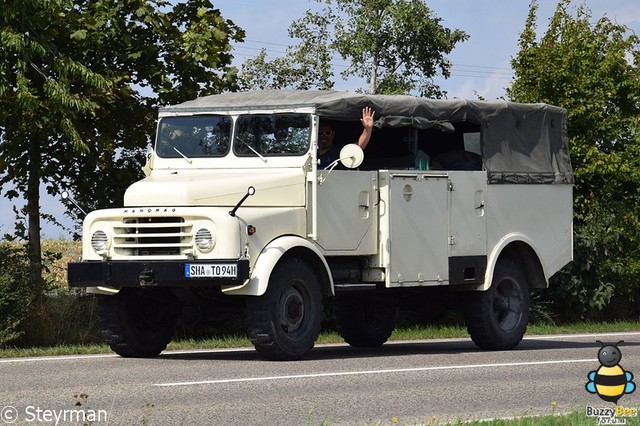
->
[91,230,109,252]
[195,228,215,253]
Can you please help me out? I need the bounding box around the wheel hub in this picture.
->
[494,280,522,331]
[279,287,305,333]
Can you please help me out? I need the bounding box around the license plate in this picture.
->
[185,264,237,278]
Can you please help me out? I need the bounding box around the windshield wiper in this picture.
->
[169,143,192,164]
[245,144,267,163]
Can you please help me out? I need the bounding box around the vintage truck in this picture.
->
[68,90,573,360]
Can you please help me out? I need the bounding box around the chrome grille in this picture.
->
[113,217,192,257]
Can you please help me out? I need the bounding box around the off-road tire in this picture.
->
[245,258,322,360]
[463,258,530,350]
[98,288,177,358]
[334,295,398,348]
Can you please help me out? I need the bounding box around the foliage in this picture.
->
[508,0,640,318]
[0,240,92,348]
[330,0,468,95]
[0,243,32,346]
[22,288,101,347]
[238,0,467,96]
[0,242,62,347]
[239,8,335,91]
[40,239,81,288]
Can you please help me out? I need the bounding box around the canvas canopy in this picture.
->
[160,90,573,184]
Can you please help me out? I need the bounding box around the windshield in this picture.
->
[156,115,231,158]
[234,114,310,156]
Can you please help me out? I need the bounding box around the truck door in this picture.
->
[314,170,378,254]
[386,172,449,285]
[447,171,487,285]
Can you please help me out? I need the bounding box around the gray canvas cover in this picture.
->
[160,90,573,184]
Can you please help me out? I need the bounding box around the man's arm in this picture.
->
[357,107,375,150]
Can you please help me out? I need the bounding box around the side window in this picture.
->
[349,120,483,171]
[418,122,483,171]
[356,126,415,170]
[463,132,481,156]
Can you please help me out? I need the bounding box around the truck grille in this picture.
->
[113,217,192,257]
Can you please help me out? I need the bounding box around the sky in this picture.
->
[2,0,640,239]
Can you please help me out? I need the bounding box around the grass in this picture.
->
[1,320,639,359]
[391,407,640,425]
[442,409,638,425]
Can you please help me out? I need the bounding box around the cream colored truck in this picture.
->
[68,90,573,360]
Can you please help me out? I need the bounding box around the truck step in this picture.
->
[333,283,378,292]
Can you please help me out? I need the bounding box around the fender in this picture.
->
[481,232,549,291]
[222,235,334,296]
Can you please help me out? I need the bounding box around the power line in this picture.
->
[448,73,513,80]
[451,68,514,76]
[231,48,353,70]
[243,39,291,48]
[233,49,514,80]
[233,40,515,75]
[233,44,287,56]
[453,63,513,72]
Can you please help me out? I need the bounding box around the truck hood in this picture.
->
[123,169,306,207]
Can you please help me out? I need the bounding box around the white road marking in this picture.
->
[0,347,253,364]
[0,353,117,363]
[523,331,640,340]
[153,358,596,387]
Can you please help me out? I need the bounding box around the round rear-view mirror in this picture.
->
[339,144,364,169]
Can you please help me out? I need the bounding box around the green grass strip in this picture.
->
[1,321,639,359]
[440,409,638,426]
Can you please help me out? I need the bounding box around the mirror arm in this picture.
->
[229,186,256,217]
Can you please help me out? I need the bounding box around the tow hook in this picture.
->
[138,269,156,286]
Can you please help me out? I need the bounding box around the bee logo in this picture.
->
[586,340,636,403]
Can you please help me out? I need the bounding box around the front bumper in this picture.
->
[68,259,250,288]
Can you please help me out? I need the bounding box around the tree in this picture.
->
[0,0,244,287]
[331,0,468,96]
[239,0,467,96]
[239,8,336,91]
[507,0,640,319]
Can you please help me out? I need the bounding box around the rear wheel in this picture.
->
[463,258,530,350]
[245,258,322,360]
[98,288,177,358]
[334,295,398,348]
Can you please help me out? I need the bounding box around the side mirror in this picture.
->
[142,149,154,177]
[339,144,364,169]
[61,190,87,218]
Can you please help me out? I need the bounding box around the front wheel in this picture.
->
[463,258,530,350]
[245,258,323,360]
[98,288,177,358]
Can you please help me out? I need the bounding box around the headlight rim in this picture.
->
[195,227,216,253]
[91,229,110,252]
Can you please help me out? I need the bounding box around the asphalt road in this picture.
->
[2,332,640,425]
